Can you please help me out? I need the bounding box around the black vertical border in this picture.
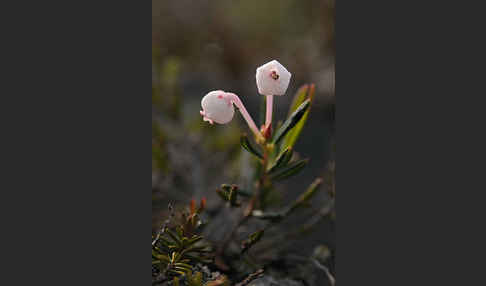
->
[1,0,152,284]
[338,0,486,285]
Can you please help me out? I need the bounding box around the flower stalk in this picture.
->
[226,93,262,141]
[265,94,273,129]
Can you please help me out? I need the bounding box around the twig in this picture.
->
[311,258,335,286]
[217,198,254,254]
[235,269,264,286]
[152,203,174,246]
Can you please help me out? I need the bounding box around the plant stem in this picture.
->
[218,214,249,254]
[265,95,273,128]
[257,143,271,210]
[217,140,271,255]
[227,93,261,139]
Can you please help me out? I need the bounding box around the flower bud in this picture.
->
[200,90,235,124]
[255,60,291,96]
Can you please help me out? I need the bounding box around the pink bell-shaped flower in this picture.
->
[200,90,234,124]
[256,60,292,129]
[200,90,261,139]
[255,60,291,96]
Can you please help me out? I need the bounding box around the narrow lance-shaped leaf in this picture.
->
[221,184,232,192]
[251,210,286,222]
[187,235,203,246]
[169,269,187,276]
[216,188,229,201]
[272,99,310,145]
[282,84,315,149]
[174,262,194,270]
[229,187,237,205]
[216,184,241,206]
[228,185,241,207]
[269,159,308,181]
[174,266,191,274]
[241,229,265,254]
[240,133,263,159]
[166,229,183,247]
[268,120,283,163]
[288,85,310,116]
[287,178,323,215]
[222,184,251,197]
[268,147,293,173]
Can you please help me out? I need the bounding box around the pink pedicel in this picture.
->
[265,94,273,128]
[200,91,260,138]
[225,92,261,137]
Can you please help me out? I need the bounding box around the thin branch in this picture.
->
[235,269,265,286]
[153,203,174,246]
[312,258,335,286]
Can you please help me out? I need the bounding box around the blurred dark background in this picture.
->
[152,0,335,277]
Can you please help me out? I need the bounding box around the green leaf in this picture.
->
[218,184,241,206]
[216,188,229,201]
[152,251,170,263]
[191,271,203,286]
[251,210,285,222]
[221,184,232,191]
[187,235,203,245]
[282,84,316,149]
[288,84,310,116]
[166,230,183,247]
[287,178,323,214]
[269,159,308,181]
[176,226,184,238]
[217,184,231,201]
[174,262,194,269]
[169,269,187,276]
[229,186,237,205]
[155,236,172,248]
[222,184,252,197]
[228,185,241,207]
[174,266,191,273]
[240,133,263,159]
[268,147,293,173]
[272,99,311,145]
[241,229,265,254]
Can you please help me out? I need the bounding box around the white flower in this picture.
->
[200,90,261,139]
[200,90,235,124]
[255,60,291,96]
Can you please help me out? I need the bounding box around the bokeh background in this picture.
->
[152,0,335,280]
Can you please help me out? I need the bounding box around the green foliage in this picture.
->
[271,99,310,145]
[152,200,212,281]
[154,82,334,284]
[216,184,242,207]
[212,83,321,259]
[240,133,263,159]
[269,159,308,181]
[251,210,285,222]
[287,178,323,215]
[184,270,203,286]
[267,147,293,173]
[241,229,265,254]
[282,84,316,149]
